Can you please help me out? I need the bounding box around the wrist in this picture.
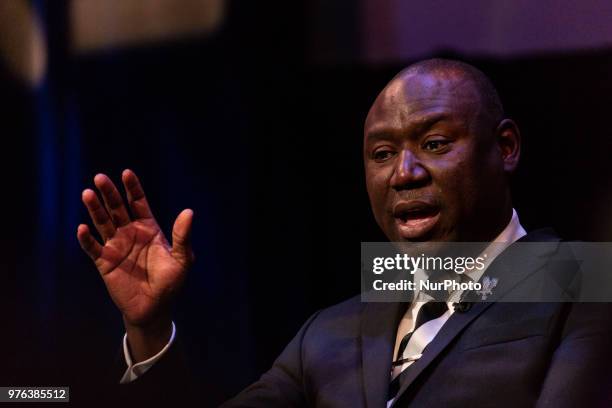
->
[123,314,173,363]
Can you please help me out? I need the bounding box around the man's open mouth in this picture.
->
[393,201,441,240]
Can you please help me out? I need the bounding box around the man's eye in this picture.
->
[422,140,449,152]
[373,150,395,161]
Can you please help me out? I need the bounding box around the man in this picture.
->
[77,59,612,407]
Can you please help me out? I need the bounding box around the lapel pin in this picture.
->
[476,276,498,300]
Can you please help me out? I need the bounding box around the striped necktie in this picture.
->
[388,301,448,401]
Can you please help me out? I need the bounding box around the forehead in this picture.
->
[364,71,480,137]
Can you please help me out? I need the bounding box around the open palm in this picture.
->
[77,170,194,327]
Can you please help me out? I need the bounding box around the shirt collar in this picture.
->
[491,208,527,245]
[463,208,526,283]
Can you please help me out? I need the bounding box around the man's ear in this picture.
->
[496,119,521,173]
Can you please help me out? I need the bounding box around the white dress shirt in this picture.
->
[387,209,526,406]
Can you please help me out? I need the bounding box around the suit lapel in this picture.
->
[360,301,407,408]
[392,229,561,404]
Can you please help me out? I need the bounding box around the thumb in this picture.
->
[171,209,194,266]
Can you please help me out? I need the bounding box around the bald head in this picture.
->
[390,58,504,133]
[363,58,521,242]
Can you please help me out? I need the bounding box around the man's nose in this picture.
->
[390,150,429,189]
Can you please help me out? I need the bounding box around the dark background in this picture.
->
[2,1,612,406]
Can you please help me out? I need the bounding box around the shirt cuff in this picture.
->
[119,321,176,384]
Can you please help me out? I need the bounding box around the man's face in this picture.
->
[364,71,508,242]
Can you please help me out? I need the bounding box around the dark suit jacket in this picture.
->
[118,229,612,407]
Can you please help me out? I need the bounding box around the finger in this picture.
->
[82,188,116,241]
[94,173,131,228]
[77,224,103,261]
[171,209,194,266]
[122,169,154,219]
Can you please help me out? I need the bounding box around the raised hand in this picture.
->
[77,169,194,360]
